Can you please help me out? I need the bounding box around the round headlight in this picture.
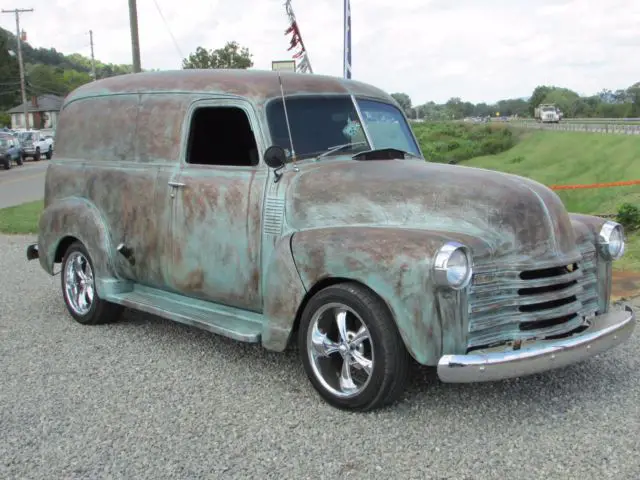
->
[598,221,625,260]
[433,242,473,290]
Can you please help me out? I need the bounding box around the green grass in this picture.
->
[412,121,518,164]
[0,200,43,234]
[464,130,640,214]
[622,233,640,272]
[463,129,640,271]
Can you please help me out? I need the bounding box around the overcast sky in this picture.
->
[1,0,638,105]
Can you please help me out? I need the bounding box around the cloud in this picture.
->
[1,0,638,105]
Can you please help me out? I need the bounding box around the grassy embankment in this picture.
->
[0,123,637,270]
[465,129,640,271]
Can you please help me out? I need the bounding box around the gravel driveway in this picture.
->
[1,233,639,480]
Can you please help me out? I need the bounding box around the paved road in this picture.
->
[0,161,48,209]
[1,233,639,479]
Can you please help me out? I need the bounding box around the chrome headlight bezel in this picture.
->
[598,220,625,261]
[433,241,473,290]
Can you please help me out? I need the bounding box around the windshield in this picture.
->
[266,95,421,161]
[0,137,8,147]
[357,99,421,156]
[541,107,555,112]
[18,132,33,141]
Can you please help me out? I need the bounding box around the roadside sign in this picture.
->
[272,60,296,72]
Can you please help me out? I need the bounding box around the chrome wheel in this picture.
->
[307,302,374,399]
[63,251,95,316]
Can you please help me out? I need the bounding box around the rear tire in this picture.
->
[298,282,410,412]
[45,146,52,159]
[34,147,40,161]
[60,241,123,325]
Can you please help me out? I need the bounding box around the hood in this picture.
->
[286,159,580,264]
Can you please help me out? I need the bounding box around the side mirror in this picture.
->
[263,145,287,169]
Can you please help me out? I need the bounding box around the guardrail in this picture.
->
[536,117,640,124]
[510,121,640,135]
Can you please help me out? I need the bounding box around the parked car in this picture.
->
[0,133,23,169]
[26,70,635,411]
[16,129,54,161]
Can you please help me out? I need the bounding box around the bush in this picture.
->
[617,203,640,231]
[411,121,516,164]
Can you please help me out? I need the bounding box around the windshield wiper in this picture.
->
[351,147,422,161]
[316,141,368,159]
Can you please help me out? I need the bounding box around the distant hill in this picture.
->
[0,26,133,122]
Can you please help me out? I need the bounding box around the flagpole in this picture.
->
[343,0,351,79]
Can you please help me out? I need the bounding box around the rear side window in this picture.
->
[55,95,139,161]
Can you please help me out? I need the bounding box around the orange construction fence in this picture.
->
[549,179,640,191]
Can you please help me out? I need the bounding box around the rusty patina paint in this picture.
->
[64,70,394,107]
[166,166,267,311]
[287,159,582,265]
[289,226,492,364]
[261,233,307,350]
[36,69,624,370]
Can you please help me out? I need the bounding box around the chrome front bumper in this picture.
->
[437,305,636,383]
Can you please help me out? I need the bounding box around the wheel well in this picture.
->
[286,276,394,348]
[54,236,78,263]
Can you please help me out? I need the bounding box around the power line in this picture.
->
[151,0,184,61]
[1,7,33,129]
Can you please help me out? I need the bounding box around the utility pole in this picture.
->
[128,0,141,72]
[88,30,96,80]
[2,8,33,130]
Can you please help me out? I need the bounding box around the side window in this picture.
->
[186,106,259,167]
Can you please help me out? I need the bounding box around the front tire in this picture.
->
[3,155,11,170]
[60,241,123,325]
[34,147,40,161]
[298,282,410,411]
[45,146,52,159]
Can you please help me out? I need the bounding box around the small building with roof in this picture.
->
[7,94,64,130]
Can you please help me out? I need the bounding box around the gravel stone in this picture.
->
[1,233,639,479]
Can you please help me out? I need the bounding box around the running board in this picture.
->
[104,284,263,343]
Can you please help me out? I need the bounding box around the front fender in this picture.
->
[569,212,609,247]
[38,196,121,295]
[290,226,491,365]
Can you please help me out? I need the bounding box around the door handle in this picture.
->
[168,181,186,188]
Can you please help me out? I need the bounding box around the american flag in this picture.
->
[344,0,351,79]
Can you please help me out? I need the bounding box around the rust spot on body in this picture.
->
[178,268,204,292]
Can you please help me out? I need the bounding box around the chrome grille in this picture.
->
[467,250,599,351]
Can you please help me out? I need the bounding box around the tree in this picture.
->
[0,32,21,112]
[390,92,412,116]
[182,41,254,70]
[528,85,554,114]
